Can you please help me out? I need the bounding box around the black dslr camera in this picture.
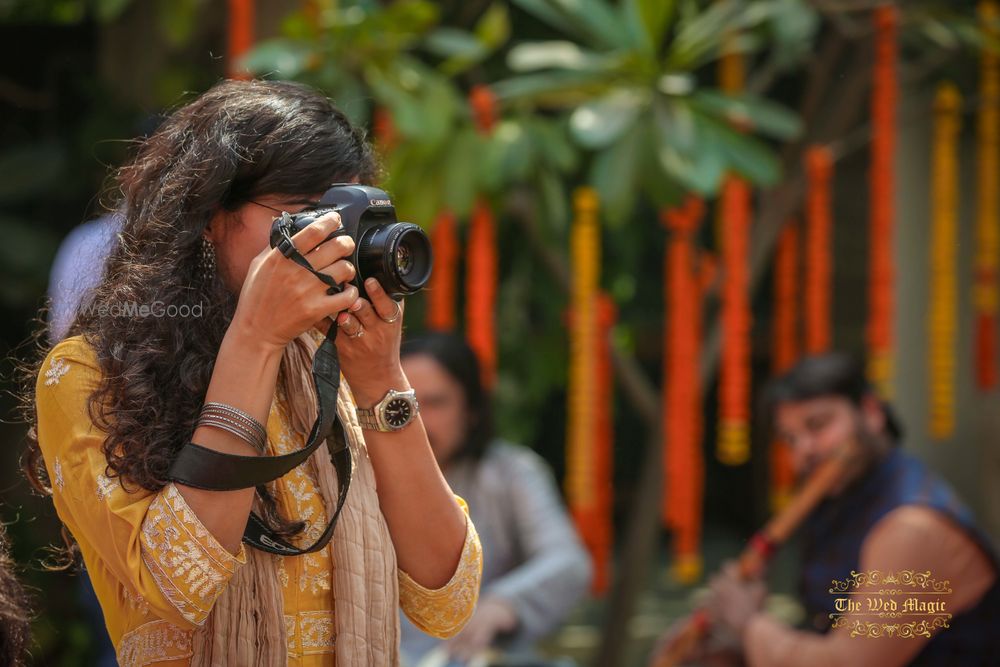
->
[268,184,432,300]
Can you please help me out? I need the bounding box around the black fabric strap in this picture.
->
[167,215,353,556]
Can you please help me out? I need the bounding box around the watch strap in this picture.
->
[356,407,383,431]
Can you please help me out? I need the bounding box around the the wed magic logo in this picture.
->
[829,570,952,638]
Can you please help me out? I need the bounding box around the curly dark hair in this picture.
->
[21,79,378,543]
[0,524,31,666]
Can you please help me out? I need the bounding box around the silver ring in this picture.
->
[380,301,402,324]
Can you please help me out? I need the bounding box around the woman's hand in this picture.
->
[332,277,408,407]
[228,212,359,353]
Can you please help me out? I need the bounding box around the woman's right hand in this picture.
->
[229,211,359,353]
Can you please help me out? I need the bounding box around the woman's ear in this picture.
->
[204,210,225,244]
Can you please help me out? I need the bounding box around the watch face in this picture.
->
[383,398,413,429]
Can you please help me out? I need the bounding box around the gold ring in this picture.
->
[380,301,402,324]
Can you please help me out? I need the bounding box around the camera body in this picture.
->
[268,184,433,301]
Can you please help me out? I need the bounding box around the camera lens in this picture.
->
[395,244,413,276]
[357,223,432,297]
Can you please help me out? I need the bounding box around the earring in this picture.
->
[199,237,216,282]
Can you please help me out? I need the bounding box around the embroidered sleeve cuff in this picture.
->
[398,497,483,638]
[139,483,246,626]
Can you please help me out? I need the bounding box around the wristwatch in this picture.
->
[355,388,419,432]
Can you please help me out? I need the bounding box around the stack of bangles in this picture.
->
[197,402,268,453]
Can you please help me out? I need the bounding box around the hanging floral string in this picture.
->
[717,35,752,467]
[663,197,706,584]
[805,146,834,355]
[465,86,499,388]
[867,5,899,397]
[771,220,799,511]
[718,176,753,466]
[426,210,459,332]
[589,293,616,594]
[929,83,962,439]
[976,0,1000,391]
[466,200,497,388]
[567,187,601,589]
[227,0,254,80]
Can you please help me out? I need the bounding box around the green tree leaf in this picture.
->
[492,69,614,106]
[569,88,647,149]
[690,90,802,140]
[424,28,487,60]
[693,111,781,186]
[507,41,612,72]
[590,122,644,226]
[475,2,511,49]
[546,0,632,50]
[624,0,675,54]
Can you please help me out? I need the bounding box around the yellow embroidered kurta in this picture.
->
[35,336,482,666]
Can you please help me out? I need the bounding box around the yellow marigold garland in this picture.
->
[928,83,962,439]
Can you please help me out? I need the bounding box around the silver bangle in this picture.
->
[201,402,267,440]
[198,402,267,453]
[197,416,266,453]
[202,404,266,440]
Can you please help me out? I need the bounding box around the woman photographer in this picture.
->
[23,80,481,666]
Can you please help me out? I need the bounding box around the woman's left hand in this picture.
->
[329,277,408,407]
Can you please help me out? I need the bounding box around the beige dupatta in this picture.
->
[190,332,400,666]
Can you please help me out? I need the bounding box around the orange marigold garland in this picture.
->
[867,6,899,397]
[928,84,962,439]
[663,197,706,584]
[427,210,459,332]
[465,86,499,388]
[466,199,497,388]
[567,187,601,588]
[770,220,799,511]
[976,0,1000,391]
[227,0,254,80]
[580,293,616,595]
[805,146,834,355]
[717,177,753,466]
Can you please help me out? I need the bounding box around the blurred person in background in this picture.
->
[47,212,121,343]
[664,352,1000,667]
[23,79,483,666]
[399,333,592,667]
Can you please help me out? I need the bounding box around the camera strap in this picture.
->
[167,215,353,556]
